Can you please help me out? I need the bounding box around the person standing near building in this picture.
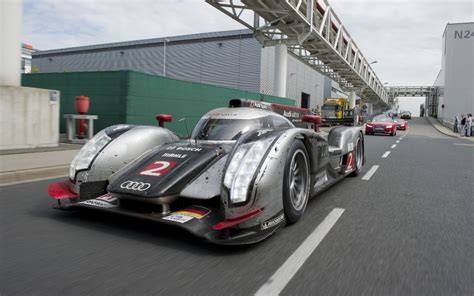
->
[454,115,460,133]
[465,113,472,137]
[460,114,466,136]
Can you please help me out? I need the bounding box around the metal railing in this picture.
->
[206,0,389,107]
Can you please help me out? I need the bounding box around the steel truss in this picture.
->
[206,0,389,106]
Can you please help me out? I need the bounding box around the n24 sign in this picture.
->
[139,160,176,177]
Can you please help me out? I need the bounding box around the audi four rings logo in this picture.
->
[120,181,151,191]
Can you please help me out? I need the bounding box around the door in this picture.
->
[301,92,310,109]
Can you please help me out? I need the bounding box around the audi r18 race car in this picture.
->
[48,99,365,245]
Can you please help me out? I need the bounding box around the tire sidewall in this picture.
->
[283,141,310,224]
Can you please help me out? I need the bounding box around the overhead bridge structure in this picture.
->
[206,0,389,109]
[386,86,436,99]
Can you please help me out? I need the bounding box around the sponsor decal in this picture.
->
[283,110,301,118]
[139,160,176,177]
[208,112,238,118]
[162,214,194,224]
[162,206,211,224]
[174,206,210,219]
[97,193,117,203]
[162,153,187,159]
[176,146,202,152]
[250,101,270,110]
[261,213,285,230]
[120,181,151,191]
[79,199,117,208]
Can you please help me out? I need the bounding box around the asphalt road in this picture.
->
[1,118,473,296]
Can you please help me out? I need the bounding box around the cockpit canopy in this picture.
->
[191,107,293,140]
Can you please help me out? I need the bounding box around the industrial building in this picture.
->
[430,22,474,127]
[32,29,345,111]
[21,43,36,73]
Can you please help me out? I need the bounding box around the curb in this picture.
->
[0,165,68,186]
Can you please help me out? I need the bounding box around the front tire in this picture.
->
[283,141,310,224]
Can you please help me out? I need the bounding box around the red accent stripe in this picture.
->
[48,180,79,199]
[212,208,264,231]
[271,103,308,112]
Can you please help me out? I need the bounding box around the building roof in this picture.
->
[33,29,253,57]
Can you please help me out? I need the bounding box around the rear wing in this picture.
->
[229,98,310,128]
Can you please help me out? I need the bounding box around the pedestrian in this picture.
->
[454,115,460,133]
[465,113,472,137]
[460,114,466,136]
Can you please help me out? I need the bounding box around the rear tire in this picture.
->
[283,141,310,225]
[349,135,364,177]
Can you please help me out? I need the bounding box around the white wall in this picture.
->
[0,86,60,150]
[439,22,474,125]
[260,47,325,110]
[0,0,22,86]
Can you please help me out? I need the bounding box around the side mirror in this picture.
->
[302,115,321,132]
[155,114,173,128]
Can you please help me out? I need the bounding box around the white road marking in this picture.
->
[382,151,391,158]
[396,140,400,143]
[391,144,397,148]
[361,165,380,180]
[254,208,345,296]
[453,143,474,146]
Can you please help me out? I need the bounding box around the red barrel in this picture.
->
[75,96,90,114]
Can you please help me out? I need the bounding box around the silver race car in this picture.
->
[48,99,364,245]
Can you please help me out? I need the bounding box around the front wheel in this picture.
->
[283,141,310,224]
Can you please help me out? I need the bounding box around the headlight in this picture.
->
[69,130,111,180]
[386,125,393,128]
[224,137,275,204]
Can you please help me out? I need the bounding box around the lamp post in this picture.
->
[369,60,378,65]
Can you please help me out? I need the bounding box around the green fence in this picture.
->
[22,71,295,137]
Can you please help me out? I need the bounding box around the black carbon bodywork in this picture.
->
[108,142,225,198]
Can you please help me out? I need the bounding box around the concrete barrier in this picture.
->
[0,86,60,150]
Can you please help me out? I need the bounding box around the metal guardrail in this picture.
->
[206,0,389,107]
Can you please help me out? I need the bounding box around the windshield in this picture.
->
[322,105,341,111]
[191,118,265,140]
[372,116,393,122]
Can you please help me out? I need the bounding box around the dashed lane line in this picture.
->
[254,208,345,296]
[361,165,380,180]
[453,143,474,146]
[382,151,391,158]
[396,140,400,143]
[391,144,397,148]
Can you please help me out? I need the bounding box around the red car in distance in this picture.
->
[393,118,407,130]
[365,116,397,136]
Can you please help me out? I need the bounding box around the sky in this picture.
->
[22,0,473,113]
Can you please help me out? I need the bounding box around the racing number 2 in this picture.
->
[139,160,176,177]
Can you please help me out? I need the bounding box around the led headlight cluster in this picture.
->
[224,137,275,204]
[69,130,111,180]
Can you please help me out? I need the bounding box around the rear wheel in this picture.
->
[349,135,364,177]
[283,141,310,224]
